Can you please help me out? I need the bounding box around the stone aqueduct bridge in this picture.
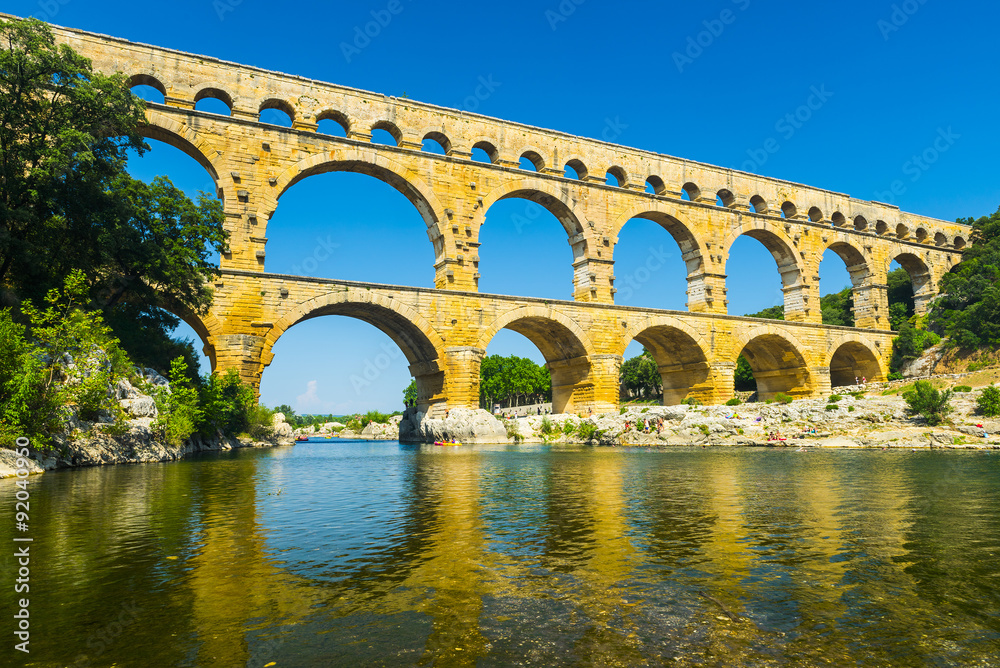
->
[47,20,971,415]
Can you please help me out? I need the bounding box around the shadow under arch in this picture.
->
[263,289,447,412]
[142,109,226,199]
[829,338,884,388]
[621,317,711,405]
[477,306,595,413]
[154,295,224,371]
[265,148,448,246]
[734,327,811,400]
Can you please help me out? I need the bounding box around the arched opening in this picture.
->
[915,227,928,243]
[736,334,810,400]
[716,189,736,208]
[266,170,435,285]
[750,195,768,214]
[725,230,799,317]
[519,151,544,172]
[830,341,883,388]
[876,220,888,235]
[129,74,165,104]
[261,304,443,416]
[421,131,451,155]
[854,215,868,231]
[954,236,966,249]
[896,223,909,239]
[781,201,797,219]
[808,206,824,222]
[479,314,591,414]
[613,212,699,311]
[316,110,349,137]
[606,166,627,188]
[623,325,709,406]
[259,99,294,127]
[564,159,588,180]
[818,243,868,326]
[478,190,583,299]
[681,182,700,201]
[831,212,846,228]
[371,121,401,146]
[471,141,499,164]
[646,176,666,196]
[194,88,233,116]
[887,256,923,329]
[934,232,947,247]
[478,329,551,412]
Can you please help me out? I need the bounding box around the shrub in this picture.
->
[504,419,522,443]
[681,397,700,406]
[360,410,390,428]
[246,403,275,440]
[562,420,576,435]
[850,391,866,399]
[540,416,554,435]
[902,380,953,426]
[576,421,600,441]
[968,360,989,373]
[828,394,842,403]
[775,393,794,404]
[977,385,1000,417]
[953,385,972,393]
[620,406,627,415]
[825,404,839,411]
[698,424,710,435]
[725,398,742,406]
[887,372,903,381]
[848,405,855,412]
[154,357,201,447]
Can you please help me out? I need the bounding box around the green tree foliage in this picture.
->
[154,357,201,447]
[976,385,1000,417]
[902,380,952,426]
[887,267,916,330]
[0,18,227,378]
[820,287,854,327]
[619,348,661,400]
[403,378,418,406]
[479,355,551,408]
[930,206,1000,348]
[0,270,131,447]
[890,317,941,372]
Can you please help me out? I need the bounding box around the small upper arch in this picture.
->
[316,109,351,136]
[258,98,296,126]
[717,189,737,208]
[129,73,166,101]
[370,120,403,146]
[471,140,500,164]
[421,130,452,155]
[564,158,589,181]
[807,206,824,222]
[606,165,628,188]
[781,201,797,219]
[645,175,667,196]
[518,148,546,172]
[681,182,701,201]
[853,215,868,231]
[749,195,768,214]
[194,86,234,115]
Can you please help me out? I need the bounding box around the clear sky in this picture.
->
[12,0,999,414]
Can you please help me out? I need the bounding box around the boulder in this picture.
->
[120,396,158,418]
[399,407,508,444]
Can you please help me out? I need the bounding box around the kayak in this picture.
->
[434,441,462,446]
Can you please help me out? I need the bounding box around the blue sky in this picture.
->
[14,0,999,414]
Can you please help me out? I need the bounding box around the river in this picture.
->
[1,441,998,667]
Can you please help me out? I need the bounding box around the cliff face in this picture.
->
[1,371,294,478]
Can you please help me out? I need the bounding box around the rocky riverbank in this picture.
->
[393,383,1000,449]
[1,372,295,479]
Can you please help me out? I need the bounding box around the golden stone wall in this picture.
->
[35,19,967,413]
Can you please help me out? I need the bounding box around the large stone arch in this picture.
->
[155,296,225,372]
[822,239,871,287]
[477,305,595,413]
[142,109,226,198]
[263,289,447,412]
[478,177,587,239]
[263,147,449,245]
[620,316,712,405]
[611,204,706,274]
[828,337,885,388]
[723,222,803,317]
[733,326,812,400]
[888,250,935,315]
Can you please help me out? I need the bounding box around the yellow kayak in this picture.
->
[434,441,462,446]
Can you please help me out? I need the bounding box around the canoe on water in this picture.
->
[434,441,462,446]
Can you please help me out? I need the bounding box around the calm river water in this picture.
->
[1,441,999,667]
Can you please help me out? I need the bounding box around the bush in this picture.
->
[576,421,600,441]
[725,398,742,406]
[681,397,700,406]
[562,420,576,435]
[977,385,1000,416]
[902,381,953,426]
[540,416,554,435]
[828,394,842,403]
[504,419,522,443]
[698,424,710,435]
[360,410,390,428]
[848,406,855,412]
[154,357,201,447]
[887,372,903,381]
[953,385,972,393]
[825,404,839,411]
[850,391,866,399]
[775,393,794,404]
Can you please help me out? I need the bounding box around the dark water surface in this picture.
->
[2,442,999,667]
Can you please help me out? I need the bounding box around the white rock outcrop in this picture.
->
[399,407,508,444]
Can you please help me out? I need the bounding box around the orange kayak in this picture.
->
[434,441,462,446]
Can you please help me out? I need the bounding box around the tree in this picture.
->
[887,267,915,330]
[403,378,417,406]
[930,206,1000,348]
[620,348,661,400]
[479,355,551,409]
[0,17,227,378]
[820,286,854,327]
[902,380,952,426]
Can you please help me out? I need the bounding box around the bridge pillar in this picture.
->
[670,362,736,406]
[409,359,449,418]
[810,366,832,398]
[686,272,727,314]
[853,283,889,330]
[214,333,268,394]
[587,354,622,414]
[441,347,486,412]
[573,258,615,303]
[782,281,821,323]
[547,355,594,414]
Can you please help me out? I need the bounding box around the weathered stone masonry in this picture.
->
[34,17,970,415]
